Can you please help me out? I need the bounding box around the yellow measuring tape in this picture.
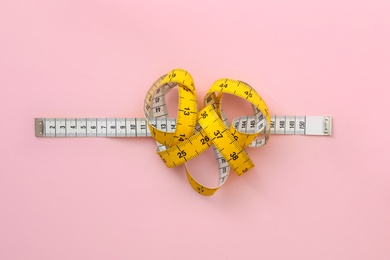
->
[35,68,332,196]
[144,69,271,196]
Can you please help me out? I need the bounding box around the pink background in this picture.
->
[1,0,389,259]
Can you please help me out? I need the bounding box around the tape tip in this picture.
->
[35,118,44,137]
[324,116,332,136]
[305,116,332,136]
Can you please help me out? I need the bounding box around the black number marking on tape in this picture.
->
[201,111,208,119]
[183,107,190,116]
[200,136,210,145]
[214,130,223,138]
[177,150,187,158]
[244,91,252,98]
[230,152,239,160]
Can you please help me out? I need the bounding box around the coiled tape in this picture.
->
[35,69,332,196]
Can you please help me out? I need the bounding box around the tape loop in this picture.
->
[144,69,270,195]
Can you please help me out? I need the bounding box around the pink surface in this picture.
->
[1,0,389,259]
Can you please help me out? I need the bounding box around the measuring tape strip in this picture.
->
[35,116,331,138]
[35,69,332,196]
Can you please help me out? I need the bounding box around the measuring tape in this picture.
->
[35,69,332,196]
